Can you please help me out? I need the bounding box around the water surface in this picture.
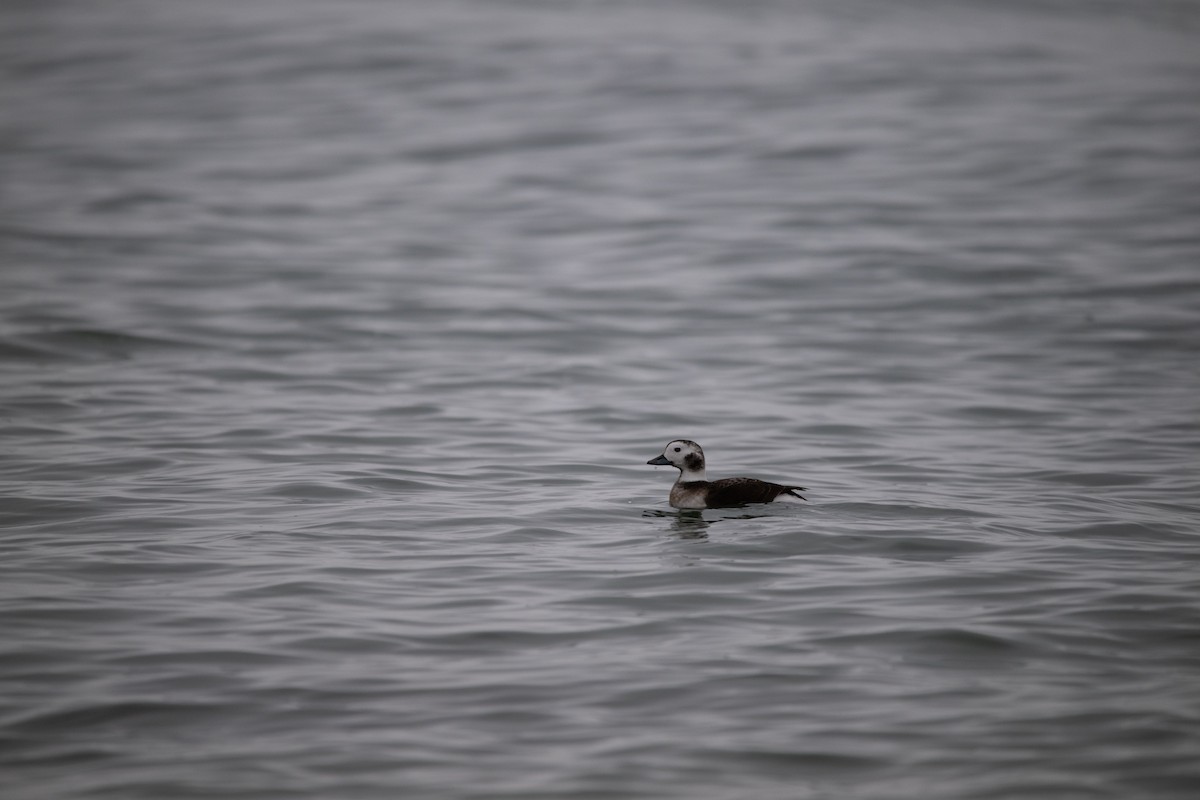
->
[2,1,1199,798]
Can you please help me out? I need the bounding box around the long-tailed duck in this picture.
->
[646,439,807,509]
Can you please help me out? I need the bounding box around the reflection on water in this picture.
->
[645,508,711,539]
[644,507,806,540]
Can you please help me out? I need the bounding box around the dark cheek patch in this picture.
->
[684,453,704,471]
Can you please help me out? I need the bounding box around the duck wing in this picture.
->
[704,477,807,508]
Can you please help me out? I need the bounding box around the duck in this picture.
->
[646,439,807,510]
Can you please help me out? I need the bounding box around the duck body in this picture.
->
[647,439,806,510]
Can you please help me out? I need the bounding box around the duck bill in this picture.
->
[647,455,671,466]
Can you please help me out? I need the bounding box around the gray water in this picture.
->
[3,1,1200,798]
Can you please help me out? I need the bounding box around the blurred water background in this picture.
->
[2,1,1200,798]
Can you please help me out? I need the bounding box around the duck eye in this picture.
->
[673,447,681,452]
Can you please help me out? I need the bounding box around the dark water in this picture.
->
[3,1,1200,798]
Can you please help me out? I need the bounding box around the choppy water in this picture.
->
[3,1,1200,798]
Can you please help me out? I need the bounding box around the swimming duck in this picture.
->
[646,439,807,509]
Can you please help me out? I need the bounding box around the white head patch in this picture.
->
[660,439,706,477]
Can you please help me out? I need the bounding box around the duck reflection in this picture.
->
[644,508,708,538]
[644,508,778,539]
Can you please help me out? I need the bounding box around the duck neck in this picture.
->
[676,465,707,483]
